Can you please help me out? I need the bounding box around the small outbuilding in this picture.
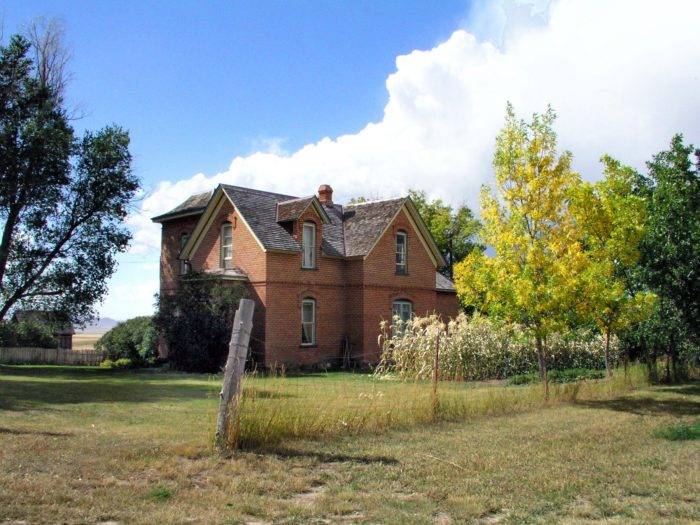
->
[11,310,75,350]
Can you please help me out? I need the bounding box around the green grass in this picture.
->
[654,420,700,441]
[507,367,606,385]
[0,365,698,523]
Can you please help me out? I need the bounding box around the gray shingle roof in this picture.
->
[221,185,300,252]
[151,191,212,222]
[276,197,315,222]
[154,187,441,272]
[436,272,456,292]
[342,198,405,257]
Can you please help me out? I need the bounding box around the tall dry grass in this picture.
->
[230,364,649,449]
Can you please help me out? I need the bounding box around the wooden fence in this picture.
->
[0,347,105,366]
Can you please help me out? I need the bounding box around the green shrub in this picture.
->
[154,274,247,373]
[0,320,57,348]
[95,317,157,365]
[149,487,173,501]
[654,421,700,441]
[99,357,134,369]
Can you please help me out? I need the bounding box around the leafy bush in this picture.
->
[154,275,248,373]
[99,357,134,369]
[376,313,618,381]
[95,317,158,365]
[0,320,57,348]
[507,368,605,386]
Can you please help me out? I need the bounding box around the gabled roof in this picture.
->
[158,184,446,268]
[276,196,331,224]
[151,191,212,223]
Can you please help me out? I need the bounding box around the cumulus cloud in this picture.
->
[103,0,699,317]
[130,0,700,256]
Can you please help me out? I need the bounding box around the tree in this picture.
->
[639,135,699,337]
[408,190,482,278]
[571,156,655,376]
[0,33,137,323]
[154,275,248,372]
[454,105,586,397]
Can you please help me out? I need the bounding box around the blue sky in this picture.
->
[2,1,698,321]
[3,1,471,186]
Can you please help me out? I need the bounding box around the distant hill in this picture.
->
[77,317,120,334]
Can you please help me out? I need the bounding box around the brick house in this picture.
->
[152,184,459,368]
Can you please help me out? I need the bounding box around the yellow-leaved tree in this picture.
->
[454,104,586,397]
[571,156,655,376]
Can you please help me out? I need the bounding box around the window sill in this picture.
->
[301,266,318,271]
[300,343,317,348]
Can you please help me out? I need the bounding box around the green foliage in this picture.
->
[149,487,173,501]
[654,421,700,441]
[507,368,605,386]
[154,275,248,373]
[0,320,57,348]
[95,316,157,365]
[0,33,138,323]
[407,189,482,277]
[99,357,134,369]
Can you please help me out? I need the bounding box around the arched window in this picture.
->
[392,300,412,323]
[179,232,190,275]
[301,298,316,345]
[396,230,407,275]
[220,222,233,269]
[302,221,316,268]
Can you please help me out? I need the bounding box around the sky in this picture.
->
[2,0,699,321]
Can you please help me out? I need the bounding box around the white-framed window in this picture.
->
[396,231,407,274]
[302,221,316,269]
[220,223,233,269]
[392,300,412,324]
[179,232,190,275]
[301,298,316,346]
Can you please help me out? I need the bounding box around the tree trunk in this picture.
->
[604,328,612,378]
[215,298,255,454]
[535,336,549,400]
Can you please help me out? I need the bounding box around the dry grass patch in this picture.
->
[0,365,697,523]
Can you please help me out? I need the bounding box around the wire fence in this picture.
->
[0,347,105,366]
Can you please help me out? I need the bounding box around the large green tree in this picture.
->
[408,190,481,278]
[0,34,137,323]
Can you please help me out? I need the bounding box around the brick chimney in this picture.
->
[317,184,333,205]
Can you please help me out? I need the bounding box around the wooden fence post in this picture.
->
[215,298,255,454]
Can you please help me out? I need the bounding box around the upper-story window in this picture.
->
[302,221,316,269]
[301,298,316,345]
[220,222,233,269]
[396,231,407,275]
[179,232,190,275]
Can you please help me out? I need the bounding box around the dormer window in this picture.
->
[396,231,407,275]
[220,222,233,269]
[302,221,316,269]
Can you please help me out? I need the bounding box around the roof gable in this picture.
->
[276,196,330,224]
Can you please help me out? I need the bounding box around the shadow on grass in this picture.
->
[576,394,700,417]
[0,426,72,437]
[264,447,399,465]
[0,365,220,411]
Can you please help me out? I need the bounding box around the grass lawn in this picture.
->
[0,366,698,524]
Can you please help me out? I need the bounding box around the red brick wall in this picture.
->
[360,208,439,363]
[159,215,202,295]
[436,291,460,320]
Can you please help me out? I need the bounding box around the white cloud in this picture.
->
[104,0,700,316]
